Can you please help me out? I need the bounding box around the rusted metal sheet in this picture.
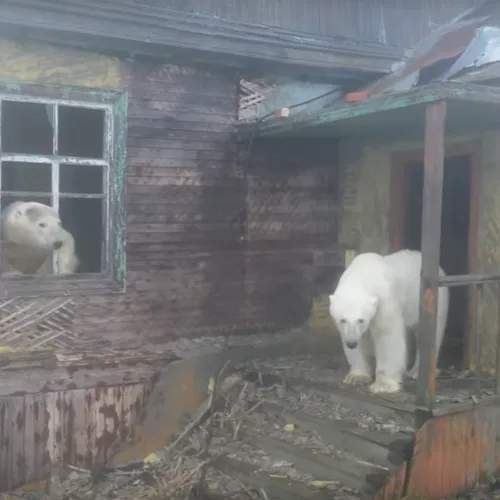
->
[0,382,151,492]
[374,463,407,500]
[366,20,482,95]
[374,402,500,499]
[404,404,500,499]
[365,2,500,96]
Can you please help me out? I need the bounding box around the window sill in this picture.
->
[0,273,125,298]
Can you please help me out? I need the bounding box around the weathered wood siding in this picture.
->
[244,137,340,333]
[0,38,339,346]
[337,132,500,372]
[0,383,152,491]
[136,0,483,48]
[80,59,246,343]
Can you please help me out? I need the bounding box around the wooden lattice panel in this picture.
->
[239,79,273,111]
[0,297,77,351]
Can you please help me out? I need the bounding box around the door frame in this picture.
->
[389,140,482,369]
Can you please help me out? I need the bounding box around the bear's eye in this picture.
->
[339,319,346,324]
[357,319,364,324]
[38,222,47,228]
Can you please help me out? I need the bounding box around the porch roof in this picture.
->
[235,82,500,142]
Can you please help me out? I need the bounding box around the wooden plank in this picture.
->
[10,395,26,489]
[213,455,333,500]
[62,389,75,467]
[71,389,87,468]
[417,99,447,409]
[284,376,415,426]
[24,394,36,484]
[84,388,98,470]
[239,428,384,493]
[0,398,12,491]
[33,392,51,482]
[260,401,400,468]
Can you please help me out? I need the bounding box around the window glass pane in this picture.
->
[58,106,105,159]
[60,164,104,195]
[1,101,54,155]
[1,161,52,193]
[60,198,104,274]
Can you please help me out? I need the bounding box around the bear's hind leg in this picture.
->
[342,334,373,386]
[370,303,407,394]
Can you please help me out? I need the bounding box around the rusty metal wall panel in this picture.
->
[0,383,151,492]
[402,405,500,499]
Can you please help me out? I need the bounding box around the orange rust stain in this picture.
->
[110,363,205,465]
[14,479,49,493]
[374,463,407,499]
[424,288,435,315]
[428,347,437,397]
[404,408,500,499]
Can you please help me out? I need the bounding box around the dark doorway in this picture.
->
[403,155,472,367]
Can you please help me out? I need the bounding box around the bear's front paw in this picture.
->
[369,378,401,394]
[343,372,372,386]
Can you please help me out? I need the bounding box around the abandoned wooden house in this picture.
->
[0,0,498,499]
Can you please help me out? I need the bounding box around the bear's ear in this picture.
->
[368,295,378,307]
[328,294,335,304]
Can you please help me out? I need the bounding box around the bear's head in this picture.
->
[329,285,378,349]
[2,201,66,252]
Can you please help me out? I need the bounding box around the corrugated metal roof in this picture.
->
[362,0,500,95]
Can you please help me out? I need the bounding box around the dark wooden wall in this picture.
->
[243,137,339,331]
[71,60,247,346]
[133,0,483,48]
[69,62,339,347]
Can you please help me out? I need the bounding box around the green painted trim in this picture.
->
[0,79,123,103]
[236,82,500,139]
[111,90,128,291]
[0,79,128,297]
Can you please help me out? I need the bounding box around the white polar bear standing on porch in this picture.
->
[0,201,79,276]
[329,249,449,394]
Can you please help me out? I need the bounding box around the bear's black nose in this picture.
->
[345,341,358,349]
[53,241,63,250]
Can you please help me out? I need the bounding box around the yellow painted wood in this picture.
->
[308,295,336,334]
[0,39,123,89]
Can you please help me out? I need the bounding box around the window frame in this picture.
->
[0,81,128,298]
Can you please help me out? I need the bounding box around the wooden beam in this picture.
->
[416,99,447,409]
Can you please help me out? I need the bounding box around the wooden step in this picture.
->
[260,401,414,469]
[213,456,336,500]
[237,427,388,496]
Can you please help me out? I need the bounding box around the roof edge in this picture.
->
[0,0,404,76]
[235,82,500,139]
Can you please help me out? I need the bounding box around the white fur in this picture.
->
[329,249,449,394]
[1,201,79,276]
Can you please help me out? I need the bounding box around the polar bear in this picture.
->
[329,249,449,394]
[0,201,79,276]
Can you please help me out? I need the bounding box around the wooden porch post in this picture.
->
[416,100,447,409]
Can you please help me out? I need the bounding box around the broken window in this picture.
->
[0,83,127,295]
